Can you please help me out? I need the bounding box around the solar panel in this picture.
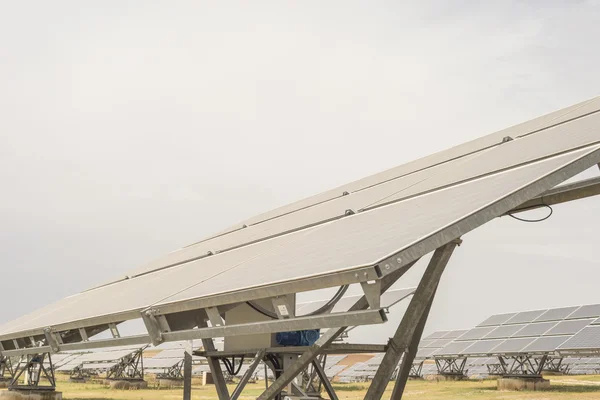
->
[491,338,535,354]
[545,319,593,336]
[484,324,527,339]
[434,341,476,356]
[144,358,182,369]
[511,321,557,338]
[477,313,518,327]
[505,310,547,325]
[2,98,600,361]
[416,348,437,359]
[522,336,569,353]
[534,306,579,322]
[459,327,496,341]
[418,340,435,348]
[423,331,451,341]
[435,304,600,359]
[428,339,454,349]
[567,304,600,319]
[462,340,505,355]
[558,326,600,351]
[444,330,469,339]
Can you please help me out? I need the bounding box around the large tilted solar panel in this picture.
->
[2,97,600,350]
[435,304,600,358]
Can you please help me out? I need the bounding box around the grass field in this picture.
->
[44,374,600,400]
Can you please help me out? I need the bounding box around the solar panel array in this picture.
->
[144,348,202,374]
[564,357,600,375]
[55,346,142,373]
[435,305,600,358]
[335,355,385,382]
[416,330,468,360]
[2,97,600,350]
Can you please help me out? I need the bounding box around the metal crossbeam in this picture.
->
[509,176,600,214]
[231,350,265,400]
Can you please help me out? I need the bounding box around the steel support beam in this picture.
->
[183,351,192,400]
[198,322,229,400]
[231,350,266,400]
[311,358,339,400]
[365,240,459,400]
[391,291,435,398]
[509,176,600,214]
[162,309,387,342]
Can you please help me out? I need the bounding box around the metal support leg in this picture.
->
[311,359,339,400]
[365,240,460,400]
[390,293,435,398]
[231,350,265,400]
[183,351,192,400]
[201,338,230,400]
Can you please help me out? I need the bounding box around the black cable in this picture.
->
[246,284,350,319]
[233,356,244,375]
[507,204,553,223]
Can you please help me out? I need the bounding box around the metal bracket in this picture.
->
[108,323,121,338]
[44,328,60,353]
[206,307,225,327]
[360,280,381,309]
[141,309,164,346]
[272,295,295,319]
[79,328,89,342]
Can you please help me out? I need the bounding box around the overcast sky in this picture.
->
[2,1,600,344]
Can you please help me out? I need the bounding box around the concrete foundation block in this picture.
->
[107,380,148,390]
[425,374,465,382]
[497,377,550,391]
[158,378,184,388]
[202,371,214,386]
[0,391,62,400]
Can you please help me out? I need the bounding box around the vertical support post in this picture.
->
[311,359,339,400]
[201,337,230,400]
[183,350,192,400]
[390,292,435,397]
[365,240,460,400]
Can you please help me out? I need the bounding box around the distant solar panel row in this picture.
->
[435,304,600,357]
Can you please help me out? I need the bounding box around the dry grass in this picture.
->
[45,373,600,399]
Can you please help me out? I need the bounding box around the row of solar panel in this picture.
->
[421,304,600,358]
